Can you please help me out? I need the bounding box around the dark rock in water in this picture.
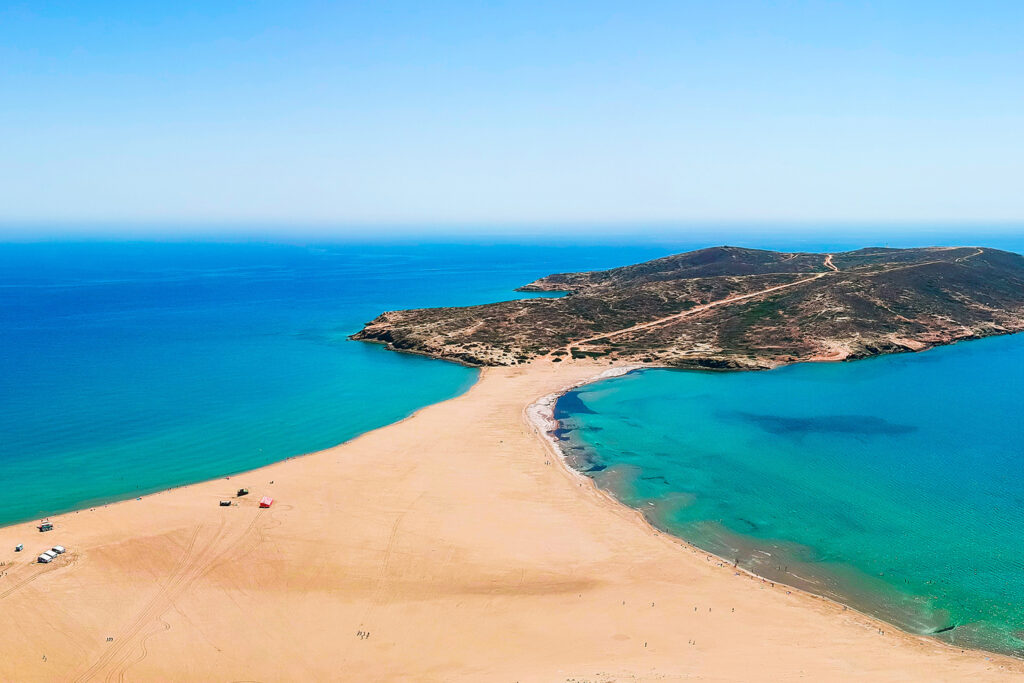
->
[725,411,916,437]
[550,427,572,441]
[564,444,603,473]
[674,356,750,370]
[931,624,957,634]
[554,391,597,419]
[736,517,760,532]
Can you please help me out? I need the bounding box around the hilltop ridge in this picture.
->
[352,246,1024,369]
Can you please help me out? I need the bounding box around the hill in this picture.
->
[352,246,1024,369]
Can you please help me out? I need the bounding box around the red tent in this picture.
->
[259,496,273,508]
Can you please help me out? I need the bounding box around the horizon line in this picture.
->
[3,218,1024,233]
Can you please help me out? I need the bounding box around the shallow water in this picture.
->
[0,241,676,526]
[556,334,1024,657]
[6,235,1024,658]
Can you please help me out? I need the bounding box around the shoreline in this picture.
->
[2,358,1022,680]
[525,363,1024,665]
[0,364,482,531]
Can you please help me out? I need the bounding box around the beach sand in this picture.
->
[0,359,1020,681]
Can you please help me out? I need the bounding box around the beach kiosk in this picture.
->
[38,520,53,533]
[37,550,57,564]
[258,496,273,508]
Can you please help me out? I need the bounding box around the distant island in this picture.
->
[353,246,1024,369]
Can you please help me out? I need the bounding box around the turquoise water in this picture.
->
[6,235,1024,658]
[555,333,1024,656]
[0,241,676,527]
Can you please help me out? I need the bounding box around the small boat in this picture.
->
[258,496,273,508]
[237,488,249,497]
[15,544,23,552]
[219,500,231,507]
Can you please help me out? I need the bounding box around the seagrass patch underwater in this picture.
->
[556,333,1024,657]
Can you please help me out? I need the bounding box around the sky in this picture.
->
[1,1,1023,234]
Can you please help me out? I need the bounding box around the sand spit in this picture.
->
[0,359,1020,681]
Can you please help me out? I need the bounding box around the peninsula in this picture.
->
[353,246,1024,369]
[3,246,1024,680]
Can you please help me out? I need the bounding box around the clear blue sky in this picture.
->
[1,1,1022,230]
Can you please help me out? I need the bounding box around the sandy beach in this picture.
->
[0,359,1020,681]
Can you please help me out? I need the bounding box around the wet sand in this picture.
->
[0,359,1020,681]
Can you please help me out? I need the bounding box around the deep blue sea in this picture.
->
[3,233,1023,657]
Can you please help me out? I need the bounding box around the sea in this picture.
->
[0,240,672,526]
[555,308,1024,656]
[2,232,1023,657]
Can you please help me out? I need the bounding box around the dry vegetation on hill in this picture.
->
[352,246,1024,369]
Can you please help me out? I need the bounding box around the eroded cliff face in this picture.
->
[352,246,1024,369]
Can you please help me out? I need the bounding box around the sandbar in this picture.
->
[0,359,1020,681]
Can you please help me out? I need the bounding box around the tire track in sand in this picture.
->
[73,523,212,683]
[0,562,62,601]
[99,509,273,683]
